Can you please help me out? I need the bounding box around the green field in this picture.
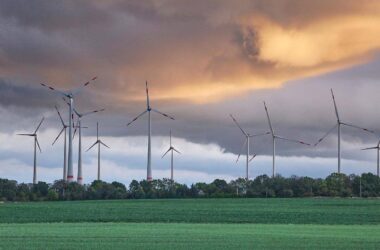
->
[1,198,379,249]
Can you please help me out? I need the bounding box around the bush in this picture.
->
[0,173,380,201]
[47,190,59,201]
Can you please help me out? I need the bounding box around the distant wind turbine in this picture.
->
[69,104,104,185]
[264,102,310,178]
[86,122,109,181]
[230,114,270,180]
[40,76,97,182]
[52,106,69,181]
[314,89,374,174]
[127,81,175,181]
[361,140,380,177]
[17,117,44,184]
[162,130,181,181]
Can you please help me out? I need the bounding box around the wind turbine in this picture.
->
[263,102,310,178]
[314,89,374,174]
[73,107,104,185]
[127,81,175,181]
[361,140,380,177]
[52,106,69,181]
[230,114,270,180]
[40,76,97,182]
[17,117,44,184]
[162,130,181,181]
[86,122,109,181]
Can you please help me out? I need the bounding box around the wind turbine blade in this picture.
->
[100,141,110,148]
[341,122,375,134]
[127,110,148,126]
[62,97,70,106]
[52,127,65,145]
[73,120,79,140]
[361,146,378,150]
[17,133,34,136]
[71,76,97,95]
[249,154,257,163]
[34,117,45,134]
[173,148,181,154]
[40,83,68,96]
[151,109,175,120]
[86,141,98,152]
[314,124,338,146]
[263,102,275,136]
[162,148,171,158]
[251,132,271,137]
[330,89,340,121]
[146,81,150,108]
[276,135,311,146]
[236,138,247,163]
[55,106,65,126]
[81,108,105,117]
[36,137,42,153]
[72,113,76,128]
[229,114,247,136]
[73,108,81,117]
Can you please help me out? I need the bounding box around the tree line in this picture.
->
[0,173,380,201]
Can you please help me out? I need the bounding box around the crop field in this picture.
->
[0,198,380,249]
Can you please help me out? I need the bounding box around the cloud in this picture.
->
[0,130,377,185]
[1,1,380,103]
[248,14,380,68]
[1,1,380,182]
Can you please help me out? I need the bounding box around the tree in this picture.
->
[65,182,86,200]
[230,178,248,196]
[47,189,59,201]
[0,179,17,201]
[129,180,145,199]
[325,173,352,197]
[32,181,49,199]
[16,183,30,201]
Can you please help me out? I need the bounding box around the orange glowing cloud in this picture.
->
[252,14,380,68]
[118,1,380,103]
[3,0,380,104]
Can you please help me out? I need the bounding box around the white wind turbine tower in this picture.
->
[162,130,181,181]
[86,122,110,181]
[361,140,380,177]
[230,114,270,180]
[52,106,69,181]
[17,117,44,184]
[73,107,105,184]
[127,81,175,181]
[264,102,310,178]
[314,89,374,174]
[40,76,97,182]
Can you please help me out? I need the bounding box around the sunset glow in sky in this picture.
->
[2,0,380,184]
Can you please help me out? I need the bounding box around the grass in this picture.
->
[0,198,379,224]
[1,198,379,249]
[0,223,379,249]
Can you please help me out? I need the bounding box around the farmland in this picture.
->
[0,198,380,249]
[0,198,379,224]
[1,223,379,249]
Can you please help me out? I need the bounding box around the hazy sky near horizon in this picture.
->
[1,0,380,184]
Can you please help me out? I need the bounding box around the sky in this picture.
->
[1,0,380,185]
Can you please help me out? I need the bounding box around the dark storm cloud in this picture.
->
[0,79,56,108]
[0,0,111,32]
[1,0,380,165]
